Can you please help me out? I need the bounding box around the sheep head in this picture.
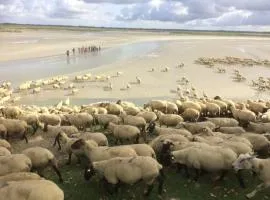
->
[232,153,257,172]
[84,164,95,181]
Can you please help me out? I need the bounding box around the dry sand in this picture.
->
[1,29,270,105]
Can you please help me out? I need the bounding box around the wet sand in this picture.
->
[1,29,270,105]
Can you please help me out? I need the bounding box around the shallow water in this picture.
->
[0,41,162,85]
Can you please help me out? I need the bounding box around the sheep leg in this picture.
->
[32,123,38,135]
[194,169,201,182]
[66,152,72,165]
[43,123,48,132]
[135,135,140,144]
[246,183,269,199]
[51,159,63,183]
[216,170,228,182]
[22,132,28,143]
[144,183,154,196]
[235,170,246,188]
[157,169,165,195]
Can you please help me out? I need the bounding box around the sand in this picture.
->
[1,29,270,106]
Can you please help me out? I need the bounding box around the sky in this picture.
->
[1,0,270,31]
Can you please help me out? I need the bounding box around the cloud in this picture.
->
[1,0,270,31]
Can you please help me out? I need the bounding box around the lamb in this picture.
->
[22,147,63,182]
[247,122,270,134]
[0,154,32,176]
[233,153,270,199]
[181,108,200,122]
[38,114,61,132]
[60,113,93,131]
[84,156,164,196]
[0,172,42,182]
[205,117,239,127]
[0,118,29,143]
[0,124,7,139]
[157,112,183,127]
[147,122,192,138]
[107,122,141,144]
[0,179,64,200]
[120,112,146,132]
[70,132,108,146]
[136,111,157,123]
[93,114,121,128]
[0,147,11,156]
[171,145,244,186]
[70,138,138,163]
[176,121,216,134]
[215,126,245,134]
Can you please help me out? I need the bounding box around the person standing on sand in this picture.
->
[78,48,81,54]
[72,48,75,55]
[66,50,70,57]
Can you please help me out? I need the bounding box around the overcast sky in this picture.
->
[1,0,270,31]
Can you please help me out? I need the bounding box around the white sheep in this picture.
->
[233,153,270,199]
[215,126,245,134]
[70,138,138,163]
[181,100,201,112]
[205,117,239,127]
[84,156,164,196]
[247,122,270,134]
[70,132,108,146]
[107,122,142,144]
[0,118,29,143]
[0,172,42,182]
[230,104,256,124]
[247,100,268,114]
[22,147,63,182]
[61,113,93,131]
[176,121,216,134]
[93,114,121,128]
[106,103,123,115]
[0,154,32,176]
[0,179,64,200]
[157,112,183,127]
[0,147,11,156]
[125,144,156,158]
[33,87,41,94]
[18,113,40,134]
[147,122,192,138]
[136,111,157,123]
[38,114,61,132]
[0,106,22,119]
[144,100,167,113]
[0,139,11,151]
[120,112,147,132]
[181,108,200,122]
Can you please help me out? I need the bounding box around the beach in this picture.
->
[1,28,270,105]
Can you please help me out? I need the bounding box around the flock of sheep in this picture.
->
[0,96,270,199]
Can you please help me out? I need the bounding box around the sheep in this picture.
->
[207,99,227,115]
[230,104,256,125]
[144,100,167,113]
[0,118,29,143]
[0,172,42,182]
[136,111,157,123]
[246,122,270,134]
[41,125,79,138]
[22,147,63,182]
[70,132,108,146]
[125,144,156,158]
[181,108,200,122]
[157,112,183,127]
[0,154,32,176]
[215,126,246,134]
[107,122,141,144]
[0,147,11,156]
[106,103,123,115]
[70,138,138,163]
[232,153,270,199]
[120,112,146,132]
[258,109,270,122]
[93,114,121,128]
[0,139,11,151]
[171,146,244,186]
[193,135,253,155]
[149,134,189,154]
[123,106,140,116]
[0,179,64,200]
[238,133,270,155]
[0,106,22,119]
[147,122,192,138]
[61,113,93,131]
[204,102,220,117]
[165,101,178,114]
[84,156,164,196]
[247,100,268,114]
[38,114,61,132]
[205,117,239,127]
[176,121,216,134]
[0,124,7,139]
[33,87,41,94]
[18,113,40,134]
[53,132,80,165]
